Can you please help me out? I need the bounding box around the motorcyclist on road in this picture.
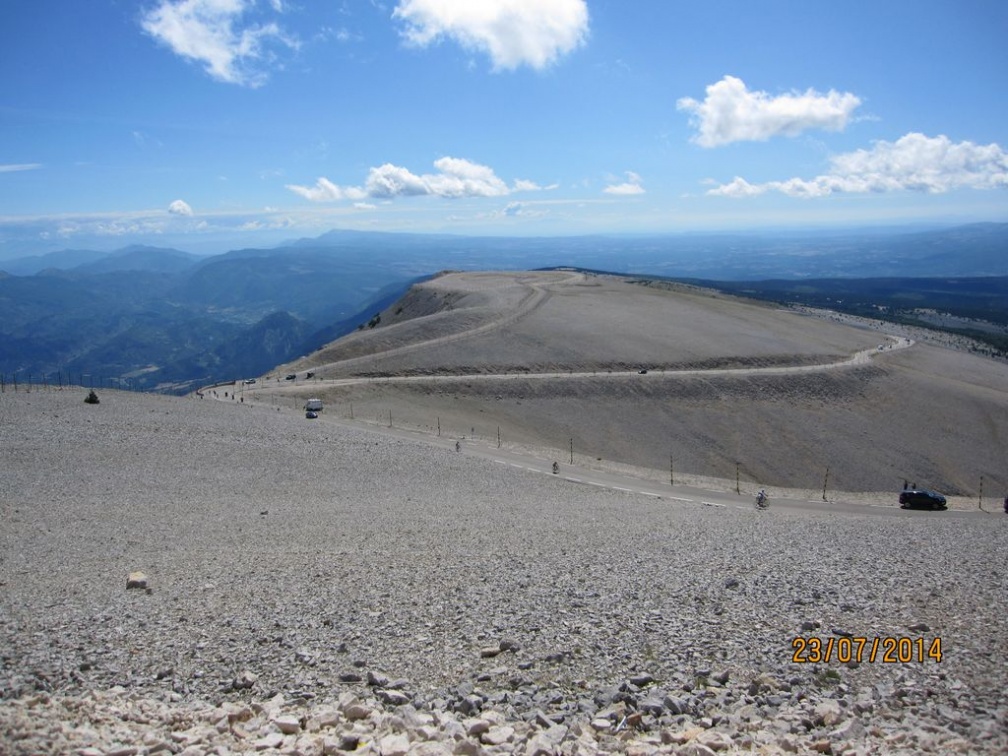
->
[552,461,559,474]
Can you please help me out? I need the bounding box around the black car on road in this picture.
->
[899,489,947,511]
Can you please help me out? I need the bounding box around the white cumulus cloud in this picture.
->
[393,0,589,71]
[707,133,1008,198]
[604,171,645,195]
[677,75,861,147]
[287,157,539,202]
[168,199,194,215]
[141,0,298,87]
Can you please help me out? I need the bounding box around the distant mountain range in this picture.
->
[1,223,1005,392]
[0,242,422,393]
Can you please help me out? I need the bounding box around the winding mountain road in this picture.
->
[211,340,992,517]
[218,349,927,518]
[257,334,913,392]
[201,272,953,516]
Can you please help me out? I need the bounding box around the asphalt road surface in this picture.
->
[276,404,986,522]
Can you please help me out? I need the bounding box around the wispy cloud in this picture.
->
[678,75,861,147]
[392,0,589,71]
[513,178,548,192]
[604,171,644,195]
[708,133,1008,197]
[141,0,299,87]
[132,130,163,149]
[0,163,42,173]
[287,157,541,202]
[1,207,330,244]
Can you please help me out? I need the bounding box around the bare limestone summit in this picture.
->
[1,335,1006,753]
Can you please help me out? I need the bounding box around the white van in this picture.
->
[304,398,323,413]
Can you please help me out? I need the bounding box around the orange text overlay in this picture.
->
[791,636,942,664]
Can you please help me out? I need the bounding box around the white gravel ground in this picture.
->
[1,388,1006,755]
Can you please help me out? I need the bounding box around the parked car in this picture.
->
[243,378,256,385]
[305,410,318,419]
[285,374,296,381]
[899,489,947,511]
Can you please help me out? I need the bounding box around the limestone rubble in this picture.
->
[1,390,1005,754]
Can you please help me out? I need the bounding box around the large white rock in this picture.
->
[273,714,302,735]
[126,572,148,590]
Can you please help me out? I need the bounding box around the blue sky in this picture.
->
[1,0,1007,255]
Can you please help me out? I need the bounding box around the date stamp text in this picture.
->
[791,636,942,664]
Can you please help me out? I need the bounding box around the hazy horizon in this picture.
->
[3,218,1006,264]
